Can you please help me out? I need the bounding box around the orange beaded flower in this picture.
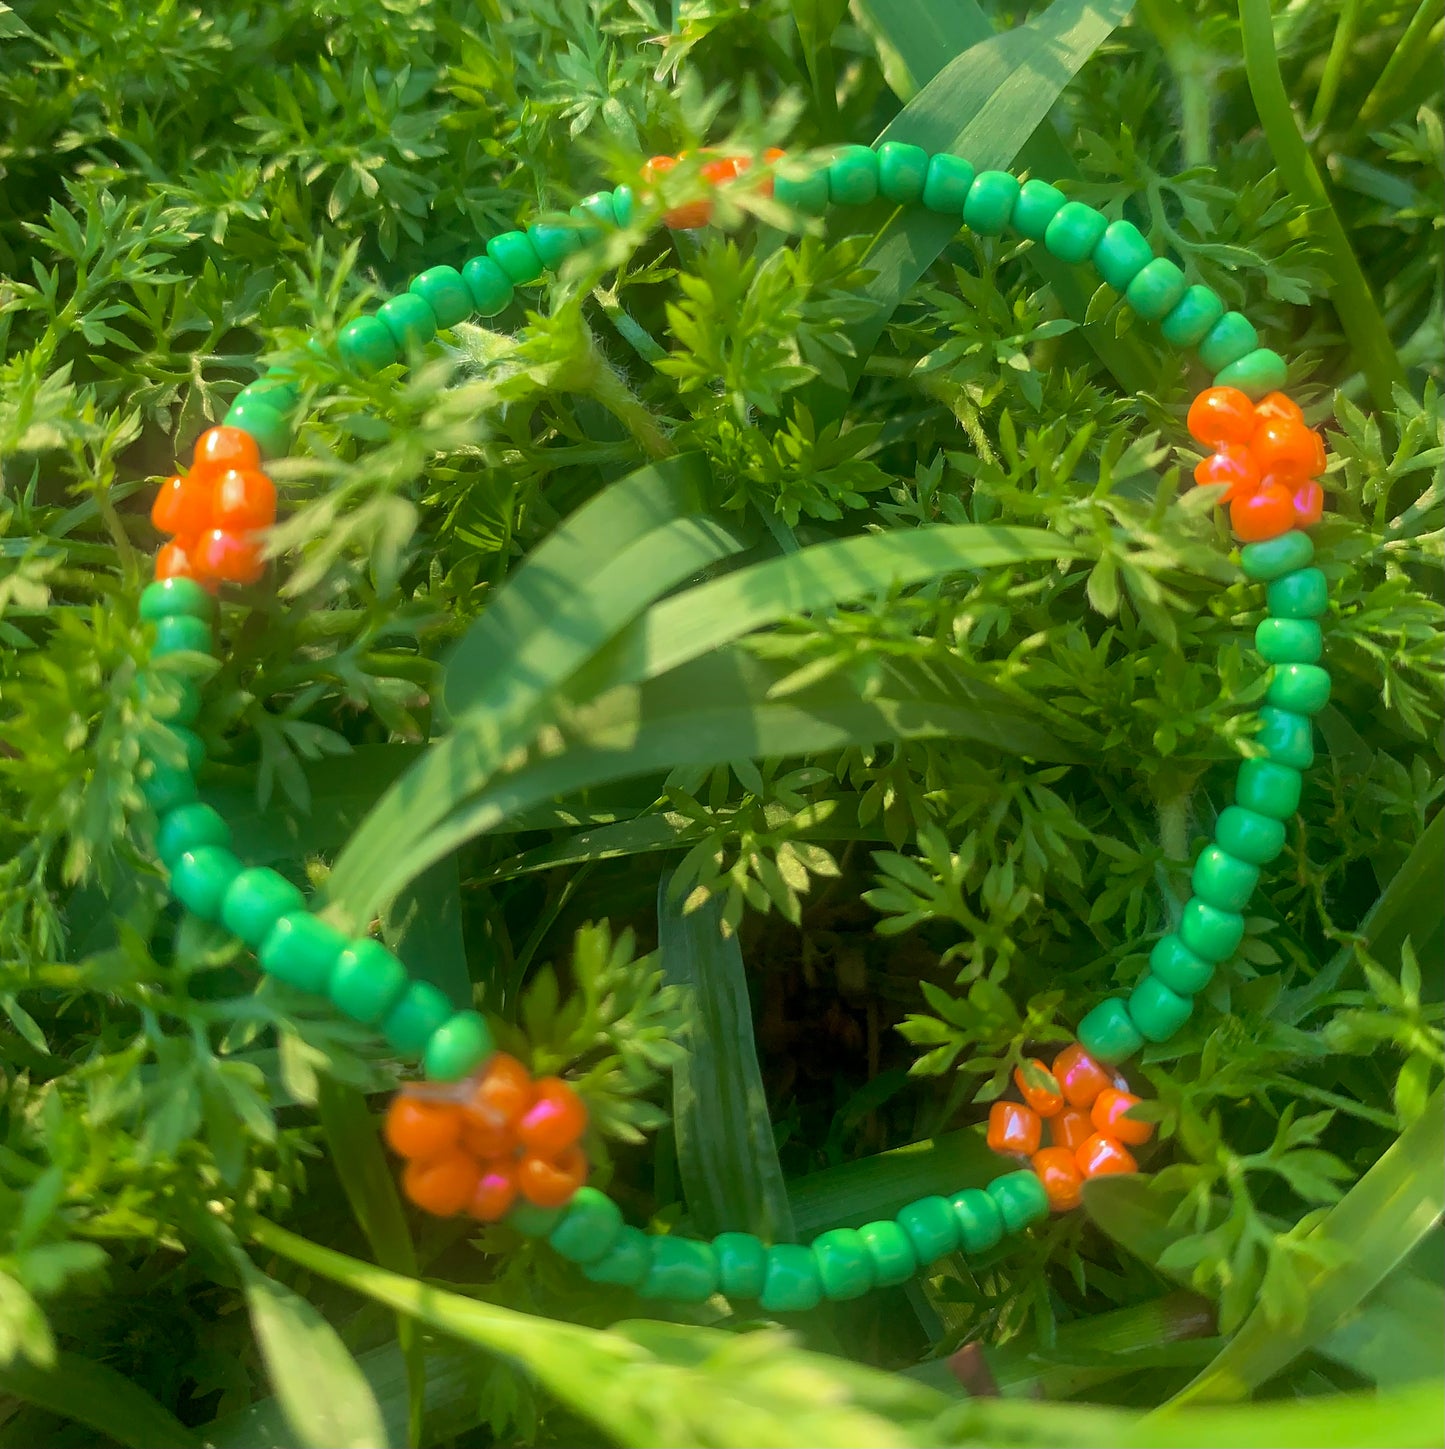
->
[641,148,786,230]
[385,1053,589,1220]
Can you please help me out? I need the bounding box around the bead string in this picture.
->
[134,142,1333,1311]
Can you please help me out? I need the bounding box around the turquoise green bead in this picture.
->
[1043,201,1108,263]
[1236,759,1303,819]
[1258,706,1316,769]
[549,1187,624,1265]
[1125,257,1188,319]
[826,144,880,206]
[460,256,514,316]
[948,1188,1004,1254]
[1160,284,1226,348]
[1010,178,1066,240]
[223,399,290,460]
[1148,933,1216,996]
[1077,997,1144,1064]
[1215,805,1288,865]
[328,939,409,1025]
[170,846,243,921]
[141,762,197,814]
[220,867,306,948]
[233,378,299,414]
[1266,663,1332,715]
[963,170,1020,235]
[337,315,399,374]
[1266,568,1328,620]
[612,185,636,226]
[773,166,828,216]
[377,292,436,352]
[811,1228,875,1301]
[1256,618,1323,665]
[423,1010,494,1082]
[156,802,230,869]
[1092,220,1153,290]
[1216,347,1288,399]
[152,615,211,658]
[1191,845,1261,913]
[1197,312,1258,373]
[1241,530,1314,582]
[528,219,583,271]
[160,724,205,774]
[876,141,929,204]
[639,1238,719,1303]
[509,1203,565,1237]
[140,674,201,726]
[1179,897,1245,962]
[1128,974,1194,1042]
[486,231,545,285]
[140,578,213,624]
[575,190,618,229]
[260,912,347,994]
[921,152,975,214]
[987,1170,1049,1233]
[382,980,454,1056]
[410,266,472,328]
[857,1219,917,1286]
[759,1244,823,1313]
[896,1195,961,1265]
[581,1225,651,1286]
[713,1231,768,1299]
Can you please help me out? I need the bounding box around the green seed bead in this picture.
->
[1266,567,1329,621]
[1044,201,1108,263]
[158,724,205,774]
[1191,846,1261,913]
[581,1225,651,1286]
[220,867,306,948]
[896,1195,961,1265]
[260,912,347,994]
[140,674,202,726]
[1077,998,1144,1065]
[1241,531,1315,581]
[1092,220,1153,291]
[876,141,929,204]
[460,256,514,316]
[1215,805,1288,865]
[382,980,454,1056]
[423,1010,494,1082]
[1148,933,1216,996]
[170,846,243,921]
[826,144,879,206]
[857,1219,917,1286]
[758,1244,823,1313]
[948,1188,1004,1254]
[377,292,436,352]
[141,762,198,815]
[328,939,409,1025]
[233,378,299,415]
[140,578,214,624]
[1197,312,1259,373]
[486,231,545,286]
[152,615,211,658]
[612,185,636,227]
[1236,759,1303,819]
[1128,974,1194,1043]
[528,219,583,271]
[713,1231,768,1299]
[1258,706,1316,770]
[223,399,290,460]
[921,152,975,214]
[638,1238,719,1304]
[1266,663,1332,716]
[156,802,231,869]
[575,190,618,229]
[987,1170,1049,1233]
[811,1227,875,1301]
[337,315,399,374]
[1215,347,1288,399]
[1256,618,1323,665]
[548,1186,623,1265]
[1125,257,1188,320]
[963,169,1020,235]
[1010,178,1066,240]
[1179,898,1246,962]
[410,266,473,329]
[1160,284,1226,348]
[773,166,829,216]
[509,1202,565,1237]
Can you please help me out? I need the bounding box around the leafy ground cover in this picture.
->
[0,0,1442,1445]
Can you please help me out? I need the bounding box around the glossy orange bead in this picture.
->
[1253,391,1303,426]
[754,146,786,197]
[1051,1043,1113,1109]
[1230,480,1295,542]
[1186,386,1257,448]
[1292,479,1324,528]
[385,1096,462,1160]
[467,1052,534,1130]
[516,1144,587,1207]
[154,537,216,589]
[1013,1059,1064,1117]
[1090,1087,1154,1145]
[461,1115,516,1160]
[468,1161,519,1221]
[213,468,277,531]
[151,473,213,536]
[193,425,261,475]
[1050,1107,1093,1152]
[1031,1146,1084,1212]
[986,1100,1043,1156]
[1252,418,1320,483]
[1193,443,1260,502]
[517,1077,588,1157]
[196,529,266,584]
[403,1152,481,1216]
[699,154,745,185]
[1077,1132,1138,1178]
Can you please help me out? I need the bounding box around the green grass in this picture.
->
[0,0,1442,1445]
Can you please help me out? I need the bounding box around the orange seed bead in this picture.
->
[402,1151,480,1216]
[1051,1043,1113,1109]
[1253,391,1304,426]
[1031,1146,1084,1212]
[385,1096,462,1160]
[1252,418,1320,483]
[1186,386,1257,448]
[468,1161,519,1221]
[1230,480,1296,542]
[196,529,266,585]
[193,425,261,475]
[213,468,277,531]
[1193,443,1260,502]
[1291,479,1324,528]
[517,1077,589,1157]
[1090,1087,1154,1146]
[151,473,213,537]
[467,1052,535,1131]
[1077,1132,1138,1178]
[516,1144,588,1208]
[154,537,216,589]
[1050,1107,1093,1152]
[986,1100,1043,1157]
[1013,1059,1064,1117]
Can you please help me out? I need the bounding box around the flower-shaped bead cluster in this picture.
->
[1186,387,1327,543]
[986,1043,1154,1212]
[384,1053,589,1220]
[641,148,785,230]
[150,426,277,588]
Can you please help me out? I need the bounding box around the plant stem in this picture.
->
[1358,0,1445,125]
[1137,0,1214,167]
[1308,0,1362,133]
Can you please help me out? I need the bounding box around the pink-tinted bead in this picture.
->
[1292,479,1324,527]
[516,1077,588,1157]
[1090,1087,1154,1146]
[1051,1043,1112,1109]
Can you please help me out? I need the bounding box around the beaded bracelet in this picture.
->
[134,142,1333,1312]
